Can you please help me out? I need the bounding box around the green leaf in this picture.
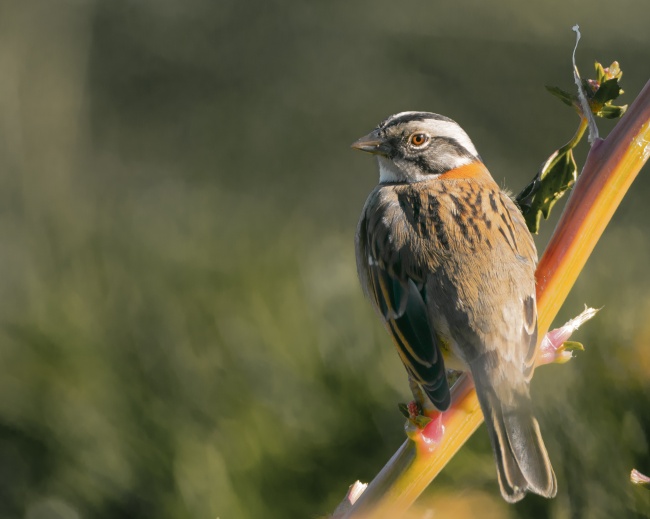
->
[546,61,626,121]
[597,104,628,119]
[545,85,576,107]
[517,145,579,234]
[562,340,585,352]
[413,415,432,428]
[594,61,607,83]
[591,77,623,106]
[586,63,626,120]
[398,403,410,419]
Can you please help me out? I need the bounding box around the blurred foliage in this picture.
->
[0,1,648,518]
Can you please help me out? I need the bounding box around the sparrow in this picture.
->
[352,111,557,503]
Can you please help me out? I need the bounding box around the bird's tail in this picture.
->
[473,368,557,503]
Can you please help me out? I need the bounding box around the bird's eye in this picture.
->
[410,133,428,147]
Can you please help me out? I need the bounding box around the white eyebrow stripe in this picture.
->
[422,120,479,157]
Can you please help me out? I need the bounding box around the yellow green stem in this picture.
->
[563,116,588,152]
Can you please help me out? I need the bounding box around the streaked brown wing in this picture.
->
[356,205,450,410]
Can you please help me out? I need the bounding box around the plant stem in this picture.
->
[537,81,650,337]
[564,116,588,152]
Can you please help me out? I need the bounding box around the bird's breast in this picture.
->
[391,178,504,258]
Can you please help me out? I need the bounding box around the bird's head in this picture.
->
[351,111,480,183]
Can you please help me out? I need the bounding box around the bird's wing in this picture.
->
[356,192,450,410]
[501,193,539,380]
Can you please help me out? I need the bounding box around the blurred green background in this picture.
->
[0,1,649,518]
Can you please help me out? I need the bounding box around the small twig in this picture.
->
[572,25,599,143]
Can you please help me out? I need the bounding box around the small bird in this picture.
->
[352,111,557,502]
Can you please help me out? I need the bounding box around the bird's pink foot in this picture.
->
[402,399,445,448]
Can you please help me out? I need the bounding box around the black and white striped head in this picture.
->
[351,111,480,183]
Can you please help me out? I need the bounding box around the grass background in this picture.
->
[0,1,649,517]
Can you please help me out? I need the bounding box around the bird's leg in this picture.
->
[404,376,446,446]
[408,375,435,415]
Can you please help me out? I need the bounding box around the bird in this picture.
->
[352,111,557,503]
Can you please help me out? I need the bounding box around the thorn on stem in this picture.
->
[631,469,650,486]
[538,306,599,365]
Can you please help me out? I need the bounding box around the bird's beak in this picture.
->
[351,130,390,157]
